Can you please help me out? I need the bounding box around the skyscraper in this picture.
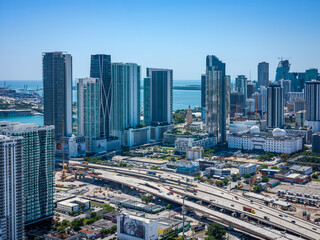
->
[43,52,73,139]
[235,75,247,100]
[258,62,269,88]
[201,74,206,122]
[0,122,55,225]
[305,80,320,133]
[90,54,112,138]
[206,55,230,143]
[279,79,292,104]
[111,63,141,145]
[275,59,290,82]
[247,82,255,99]
[230,92,245,118]
[144,68,173,126]
[0,135,24,240]
[267,84,284,128]
[259,86,267,115]
[305,68,318,83]
[77,78,100,152]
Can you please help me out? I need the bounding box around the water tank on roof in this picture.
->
[250,125,260,134]
[272,128,287,137]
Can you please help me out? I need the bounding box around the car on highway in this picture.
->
[279,214,283,217]
[312,227,317,231]
[231,204,234,207]
[291,220,296,224]
[264,216,270,221]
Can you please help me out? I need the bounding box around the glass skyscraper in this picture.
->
[206,55,230,143]
[267,84,284,128]
[235,75,247,100]
[0,123,55,225]
[111,63,141,145]
[90,54,112,138]
[77,78,100,152]
[43,52,73,139]
[258,62,269,88]
[201,74,206,122]
[275,59,290,83]
[144,68,173,126]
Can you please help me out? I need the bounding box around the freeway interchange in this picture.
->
[71,161,320,240]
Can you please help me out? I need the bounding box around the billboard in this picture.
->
[120,216,145,239]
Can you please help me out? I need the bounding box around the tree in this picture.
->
[260,164,268,169]
[111,225,117,232]
[222,178,229,185]
[71,218,84,231]
[215,180,224,187]
[244,174,251,179]
[141,195,152,204]
[261,176,269,182]
[280,153,290,162]
[102,204,115,213]
[253,185,262,193]
[101,228,112,234]
[206,223,226,240]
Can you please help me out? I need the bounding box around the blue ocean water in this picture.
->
[0,80,200,125]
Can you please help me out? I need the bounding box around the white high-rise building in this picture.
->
[112,63,141,145]
[77,77,100,152]
[0,122,55,225]
[0,135,24,240]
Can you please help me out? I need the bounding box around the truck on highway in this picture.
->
[147,171,156,175]
[243,206,255,213]
[186,188,197,193]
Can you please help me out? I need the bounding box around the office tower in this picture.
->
[247,82,255,98]
[235,75,247,100]
[290,72,305,92]
[275,59,290,82]
[258,62,269,87]
[294,98,306,113]
[312,133,320,153]
[0,122,55,225]
[206,55,230,143]
[144,68,173,126]
[111,63,141,144]
[77,78,100,152]
[90,54,112,138]
[305,68,318,83]
[305,81,320,133]
[252,92,262,117]
[201,74,206,122]
[279,79,291,104]
[230,92,245,118]
[267,84,284,128]
[260,86,267,115]
[0,135,24,240]
[43,52,73,139]
[296,110,306,127]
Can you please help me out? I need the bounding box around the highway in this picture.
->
[71,161,320,239]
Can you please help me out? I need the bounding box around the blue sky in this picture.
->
[0,0,319,81]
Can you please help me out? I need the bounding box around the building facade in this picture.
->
[235,75,247,100]
[201,74,206,122]
[144,68,173,126]
[312,132,320,153]
[267,84,284,128]
[239,163,257,175]
[0,122,55,225]
[111,63,141,145]
[43,52,72,139]
[305,80,320,132]
[0,135,24,240]
[90,54,112,138]
[77,78,100,152]
[206,55,230,143]
[175,136,217,153]
[258,62,269,88]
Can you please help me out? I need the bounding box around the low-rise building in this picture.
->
[204,167,231,177]
[239,163,257,175]
[283,173,311,184]
[91,137,121,153]
[186,146,204,160]
[228,127,303,154]
[175,136,217,153]
[124,126,151,147]
[289,165,313,175]
[260,169,281,177]
[285,128,313,144]
[151,124,174,142]
[188,121,205,131]
[117,214,158,240]
[44,233,82,240]
[56,135,86,161]
[175,161,201,176]
[158,218,190,238]
[56,197,90,214]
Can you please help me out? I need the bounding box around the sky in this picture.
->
[0,0,319,81]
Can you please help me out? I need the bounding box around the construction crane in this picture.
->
[249,166,262,192]
[230,104,242,118]
[61,120,67,180]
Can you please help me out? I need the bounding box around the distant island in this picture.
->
[173,85,201,90]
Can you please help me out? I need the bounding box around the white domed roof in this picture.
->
[250,125,260,134]
[272,128,287,137]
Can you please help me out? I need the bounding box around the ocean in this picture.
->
[0,80,201,125]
